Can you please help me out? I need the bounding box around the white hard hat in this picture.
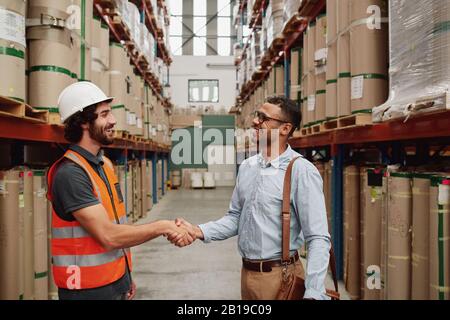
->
[58,81,114,122]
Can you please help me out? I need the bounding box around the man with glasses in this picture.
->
[171,96,331,300]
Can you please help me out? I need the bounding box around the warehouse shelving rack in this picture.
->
[94,0,172,109]
[0,0,173,208]
[234,0,450,280]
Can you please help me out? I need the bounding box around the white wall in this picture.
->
[169,55,236,111]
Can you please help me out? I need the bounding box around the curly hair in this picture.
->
[265,95,301,135]
[64,104,99,143]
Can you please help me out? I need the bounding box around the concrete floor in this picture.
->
[132,187,349,300]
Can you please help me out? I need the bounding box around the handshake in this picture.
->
[163,218,204,247]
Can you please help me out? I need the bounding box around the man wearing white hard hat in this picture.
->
[46,82,195,300]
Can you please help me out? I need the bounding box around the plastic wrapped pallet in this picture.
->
[350,0,389,114]
[411,173,431,300]
[326,0,338,119]
[386,172,412,300]
[315,14,327,123]
[0,170,20,299]
[429,176,450,300]
[373,0,450,122]
[337,0,351,117]
[33,170,48,300]
[0,0,26,101]
[343,165,361,300]
[360,167,383,300]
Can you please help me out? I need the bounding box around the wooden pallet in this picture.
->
[0,96,49,124]
[113,130,133,140]
[283,13,306,35]
[47,112,61,125]
[270,35,285,52]
[310,122,328,135]
[337,113,373,129]
[315,113,373,132]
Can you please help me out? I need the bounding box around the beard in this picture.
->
[89,122,114,145]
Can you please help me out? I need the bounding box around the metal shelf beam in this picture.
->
[0,117,170,153]
[290,111,450,148]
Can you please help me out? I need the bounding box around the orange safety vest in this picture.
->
[47,149,132,290]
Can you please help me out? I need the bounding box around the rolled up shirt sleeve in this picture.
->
[293,161,332,300]
[198,173,242,243]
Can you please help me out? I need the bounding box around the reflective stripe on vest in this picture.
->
[53,250,124,267]
[52,216,128,239]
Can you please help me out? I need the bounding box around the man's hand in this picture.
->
[127,281,136,300]
[175,218,204,240]
[163,220,195,247]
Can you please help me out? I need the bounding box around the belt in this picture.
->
[242,251,299,273]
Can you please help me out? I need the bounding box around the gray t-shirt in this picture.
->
[51,145,131,299]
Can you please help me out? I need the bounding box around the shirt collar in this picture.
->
[257,145,295,169]
[69,145,104,166]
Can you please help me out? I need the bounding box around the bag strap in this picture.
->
[281,157,339,294]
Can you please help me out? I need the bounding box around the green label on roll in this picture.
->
[28,65,75,78]
[112,104,125,110]
[0,46,25,59]
[35,271,48,279]
[327,79,338,84]
[352,73,388,80]
[316,90,326,95]
[338,72,351,78]
[33,106,59,113]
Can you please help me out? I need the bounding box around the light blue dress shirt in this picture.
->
[198,145,332,300]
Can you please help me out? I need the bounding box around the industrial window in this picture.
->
[194,0,207,15]
[188,80,219,103]
[169,0,183,55]
[217,0,231,17]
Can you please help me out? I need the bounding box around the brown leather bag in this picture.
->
[275,157,340,300]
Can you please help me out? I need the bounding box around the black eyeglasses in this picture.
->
[253,111,290,124]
